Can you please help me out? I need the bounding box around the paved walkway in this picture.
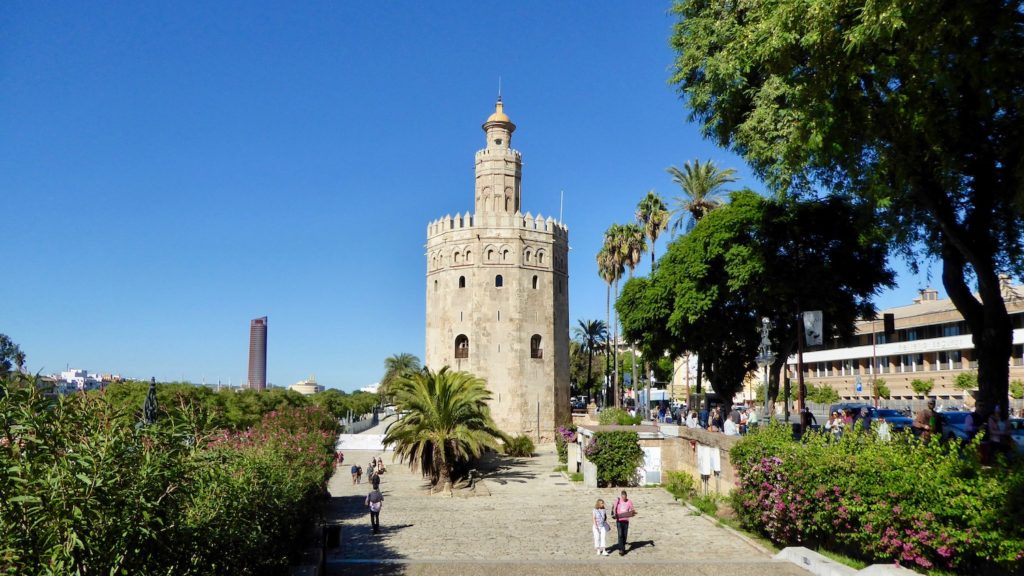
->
[325,418,807,576]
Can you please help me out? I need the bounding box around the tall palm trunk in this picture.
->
[605,281,612,408]
[585,345,594,404]
[613,275,620,409]
[628,268,638,410]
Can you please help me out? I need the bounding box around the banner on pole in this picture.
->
[803,311,823,346]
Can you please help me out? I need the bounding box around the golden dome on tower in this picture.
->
[486,97,511,124]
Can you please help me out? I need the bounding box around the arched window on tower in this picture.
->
[502,249,510,261]
[495,274,503,288]
[466,250,473,263]
[454,251,461,264]
[532,275,538,289]
[538,251,545,265]
[525,250,532,263]
[505,196,511,212]
[459,276,466,288]
[434,279,438,292]
[530,335,543,359]
[455,335,469,359]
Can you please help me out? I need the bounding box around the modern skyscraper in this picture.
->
[248,316,267,391]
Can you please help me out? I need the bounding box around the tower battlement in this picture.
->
[427,211,569,239]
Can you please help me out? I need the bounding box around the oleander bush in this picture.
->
[0,375,337,575]
[502,434,535,457]
[585,430,644,487]
[555,425,577,464]
[731,422,1024,573]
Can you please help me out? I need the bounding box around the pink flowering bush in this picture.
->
[0,377,338,575]
[731,422,1024,573]
[555,425,577,463]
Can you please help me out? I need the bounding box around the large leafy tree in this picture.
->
[382,367,504,492]
[572,319,607,402]
[667,159,737,235]
[379,353,422,400]
[670,0,1023,420]
[0,334,26,378]
[618,191,892,416]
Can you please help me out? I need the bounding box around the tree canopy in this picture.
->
[0,334,26,378]
[670,0,1024,419]
[618,191,892,412]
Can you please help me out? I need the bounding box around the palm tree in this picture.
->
[601,225,627,408]
[573,319,607,403]
[666,159,738,235]
[636,190,670,273]
[382,367,504,492]
[618,223,647,397]
[379,353,422,400]
[596,247,617,407]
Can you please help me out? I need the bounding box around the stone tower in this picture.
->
[425,98,570,440]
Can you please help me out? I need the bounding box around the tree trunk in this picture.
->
[585,347,594,404]
[629,268,638,407]
[613,276,621,409]
[606,283,612,408]
[941,244,1012,422]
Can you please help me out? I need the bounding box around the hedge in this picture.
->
[730,422,1024,573]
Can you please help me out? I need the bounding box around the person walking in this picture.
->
[365,478,384,534]
[351,464,360,485]
[612,490,636,555]
[592,499,610,555]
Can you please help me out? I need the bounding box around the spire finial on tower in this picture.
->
[498,76,502,101]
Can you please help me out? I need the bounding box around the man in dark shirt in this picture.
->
[913,399,936,442]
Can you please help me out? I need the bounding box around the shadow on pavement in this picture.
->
[474,452,539,484]
[324,493,410,576]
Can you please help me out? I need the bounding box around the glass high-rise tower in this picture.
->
[248,316,267,391]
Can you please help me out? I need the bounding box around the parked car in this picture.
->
[1008,419,1024,455]
[827,403,912,432]
[939,411,974,442]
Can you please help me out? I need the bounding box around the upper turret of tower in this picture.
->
[482,97,515,149]
[475,97,522,215]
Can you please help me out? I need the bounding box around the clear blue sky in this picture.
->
[1,2,940,390]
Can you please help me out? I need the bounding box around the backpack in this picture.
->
[367,490,383,512]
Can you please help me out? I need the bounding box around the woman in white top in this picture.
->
[686,411,699,428]
[592,499,610,555]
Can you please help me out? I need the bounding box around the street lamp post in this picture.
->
[755,318,776,422]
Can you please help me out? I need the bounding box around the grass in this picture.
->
[569,472,584,482]
[553,465,567,473]
[815,548,867,570]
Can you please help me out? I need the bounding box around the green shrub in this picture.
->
[663,471,696,501]
[1010,379,1024,400]
[0,375,337,575]
[730,421,1024,573]
[503,434,535,457]
[585,430,644,486]
[691,494,719,516]
[806,382,840,404]
[598,407,641,426]
[910,378,934,396]
[953,371,978,391]
[569,472,584,482]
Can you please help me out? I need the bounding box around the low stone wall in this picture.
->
[657,425,742,496]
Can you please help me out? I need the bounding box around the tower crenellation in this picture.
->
[425,98,570,440]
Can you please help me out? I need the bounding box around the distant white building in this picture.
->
[58,369,102,393]
[289,376,324,396]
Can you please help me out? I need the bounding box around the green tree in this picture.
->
[586,431,644,486]
[636,190,670,273]
[618,223,647,400]
[911,378,935,397]
[873,379,891,400]
[619,191,892,416]
[572,319,607,402]
[382,367,504,492]
[599,228,627,408]
[666,159,737,235]
[379,353,422,400]
[670,0,1024,422]
[0,334,26,378]
[805,383,840,405]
